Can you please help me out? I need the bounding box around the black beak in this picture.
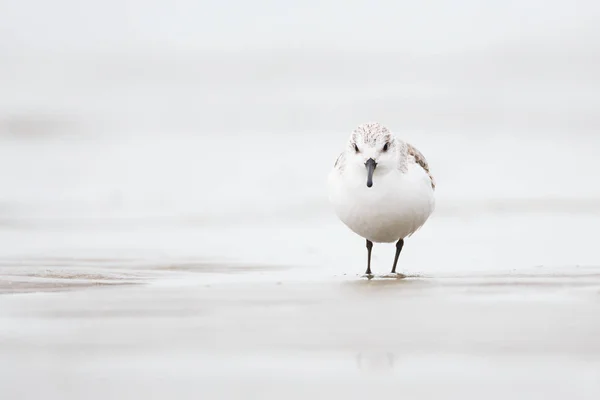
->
[365,158,377,188]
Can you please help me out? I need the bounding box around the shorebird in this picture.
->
[328,122,435,276]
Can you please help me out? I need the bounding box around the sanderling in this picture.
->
[328,122,435,276]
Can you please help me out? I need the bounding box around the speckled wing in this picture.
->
[406,143,435,190]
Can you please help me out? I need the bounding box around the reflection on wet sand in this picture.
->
[1,263,599,399]
[356,352,396,373]
[0,279,136,294]
[0,257,288,294]
[3,257,600,295]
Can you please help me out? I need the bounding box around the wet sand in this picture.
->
[1,260,599,400]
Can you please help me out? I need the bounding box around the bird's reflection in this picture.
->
[356,351,396,373]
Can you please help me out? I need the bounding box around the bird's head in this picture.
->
[345,122,397,188]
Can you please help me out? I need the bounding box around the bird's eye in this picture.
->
[353,143,359,153]
[382,142,390,152]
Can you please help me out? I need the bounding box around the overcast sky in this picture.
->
[1,0,599,53]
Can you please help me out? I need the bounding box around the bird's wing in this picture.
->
[406,143,435,190]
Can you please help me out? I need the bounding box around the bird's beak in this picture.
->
[365,158,377,188]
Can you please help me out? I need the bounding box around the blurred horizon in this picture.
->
[2,1,600,136]
[1,0,599,243]
[2,1,600,52]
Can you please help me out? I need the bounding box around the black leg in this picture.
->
[365,239,373,275]
[391,239,404,273]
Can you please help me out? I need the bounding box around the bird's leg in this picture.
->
[391,239,404,274]
[365,239,373,276]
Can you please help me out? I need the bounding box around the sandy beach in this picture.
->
[1,259,599,399]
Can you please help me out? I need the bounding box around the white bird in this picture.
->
[328,122,436,276]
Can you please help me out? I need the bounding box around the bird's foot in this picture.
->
[362,273,375,280]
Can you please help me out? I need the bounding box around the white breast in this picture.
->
[328,163,435,243]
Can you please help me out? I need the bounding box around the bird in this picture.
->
[328,122,435,276]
